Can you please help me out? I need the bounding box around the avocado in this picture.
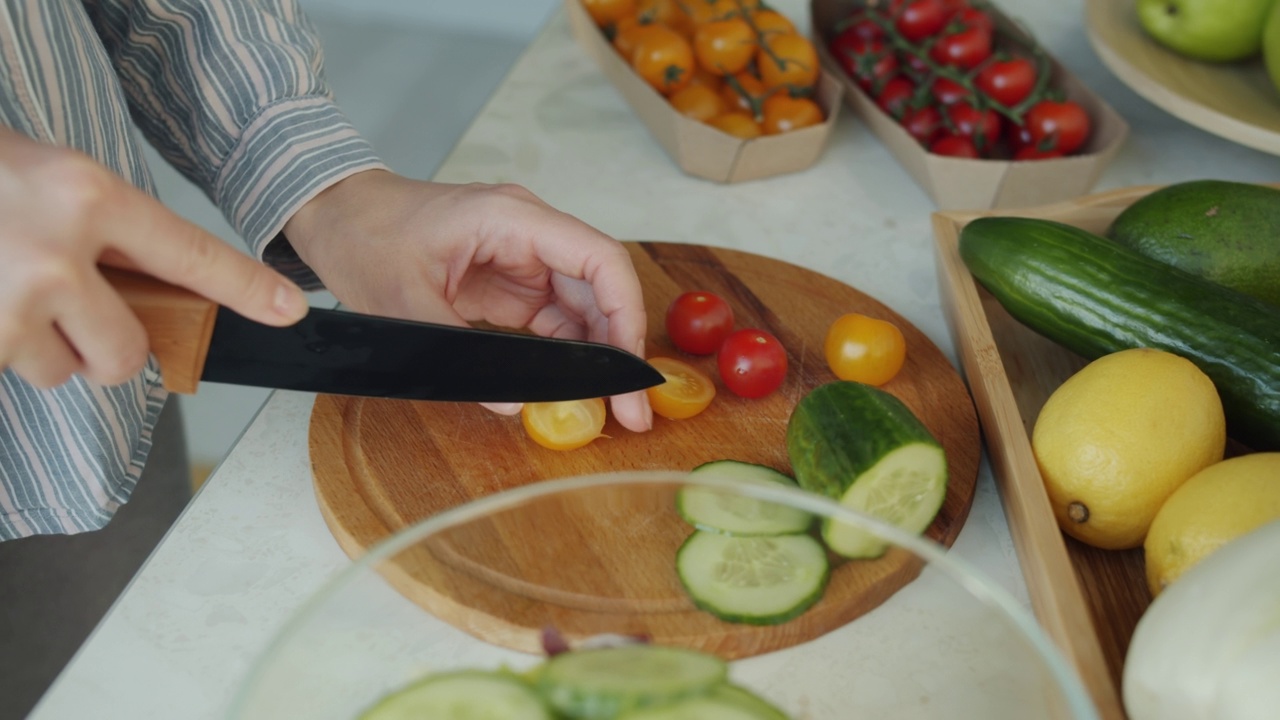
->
[1107,180,1280,308]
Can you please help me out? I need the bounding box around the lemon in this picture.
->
[1144,453,1280,597]
[1031,348,1226,550]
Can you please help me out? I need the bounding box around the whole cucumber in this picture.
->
[958,216,1280,451]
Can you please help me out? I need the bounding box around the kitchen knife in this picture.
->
[104,267,664,402]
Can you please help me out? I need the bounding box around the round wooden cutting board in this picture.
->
[310,241,981,659]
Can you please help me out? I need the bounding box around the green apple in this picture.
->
[1266,1,1280,92]
[1137,0,1278,62]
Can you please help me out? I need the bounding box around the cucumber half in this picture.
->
[786,381,949,559]
[821,442,948,558]
[617,683,790,719]
[677,530,830,625]
[536,644,728,719]
[677,460,814,536]
[358,669,552,720]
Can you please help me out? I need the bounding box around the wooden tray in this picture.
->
[1085,0,1280,156]
[311,241,981,659]
[932,184,1280,720]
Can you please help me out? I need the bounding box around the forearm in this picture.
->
[85,0,386,286]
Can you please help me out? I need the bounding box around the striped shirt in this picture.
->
[0,0,386,539]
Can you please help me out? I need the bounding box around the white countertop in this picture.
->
[30,1,1278,718]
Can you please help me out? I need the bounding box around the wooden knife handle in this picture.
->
[102,266,218,394]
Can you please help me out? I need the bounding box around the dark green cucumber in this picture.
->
[958,216,1280,451]
[785,381,948,558]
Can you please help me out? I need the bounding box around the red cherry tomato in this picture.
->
[717,328,787,399]
[945,101,1000,150]
[951,7,994,36]
[930,76,969,106]
[665,291,735,355]
[895,0,949,42]
[875,76,915,119]
[975,57,1037,107]
[929,133,980,158]
[930,24,992,69]
[901,104,942,145]
[1025,100,1091,154]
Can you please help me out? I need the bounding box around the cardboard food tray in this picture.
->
[812,0,1130,210]
[565,0,843,183]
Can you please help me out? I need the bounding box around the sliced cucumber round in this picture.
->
[677,530,829,625]
[677,460,814,537]
[536,644,727,719]
[358,669,552,720]
[617,683,790,719]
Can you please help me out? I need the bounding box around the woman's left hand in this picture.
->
[283,170,653,433]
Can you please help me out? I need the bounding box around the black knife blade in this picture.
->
[201,305,664,402]
[105,266,663,402]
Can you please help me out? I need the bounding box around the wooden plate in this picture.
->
[310,241,980,660]
[1085,0,1280,156]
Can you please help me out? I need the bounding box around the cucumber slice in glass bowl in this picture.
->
[229,471,1100,720]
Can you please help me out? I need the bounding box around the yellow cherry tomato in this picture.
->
[521,397,608,451]
[823,313,907,386]
[646,357,716,420]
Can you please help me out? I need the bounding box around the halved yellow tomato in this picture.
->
[646,357,716,420]
[522,397,608,451]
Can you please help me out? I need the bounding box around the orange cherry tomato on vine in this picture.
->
[522,397,607,451]
[824,313,906,386]
[583,0,637,28]
[747,9,795,38]
[614,18,665,60]
[757,33,820,91]
[669,83,727,121]
[761,95,823,134]
[720,71,768,117]
[707,112,762,138]
[647,357,717,419]
[718,328,787,399]
[694,17,757,76]
[633,24,695,95]
[665,291,735,355]
[637,0,689,33]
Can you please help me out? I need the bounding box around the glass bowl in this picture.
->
[229,470,1098,719]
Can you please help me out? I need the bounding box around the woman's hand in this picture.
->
[282,169,654,433]
[0,127,308,389]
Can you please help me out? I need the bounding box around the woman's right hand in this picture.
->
[0,126,308,389]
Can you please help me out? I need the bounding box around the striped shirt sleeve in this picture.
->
[82,0,388,288]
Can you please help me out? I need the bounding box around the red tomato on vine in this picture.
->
[976,57,1037,107]
[1024,100,1091,154]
